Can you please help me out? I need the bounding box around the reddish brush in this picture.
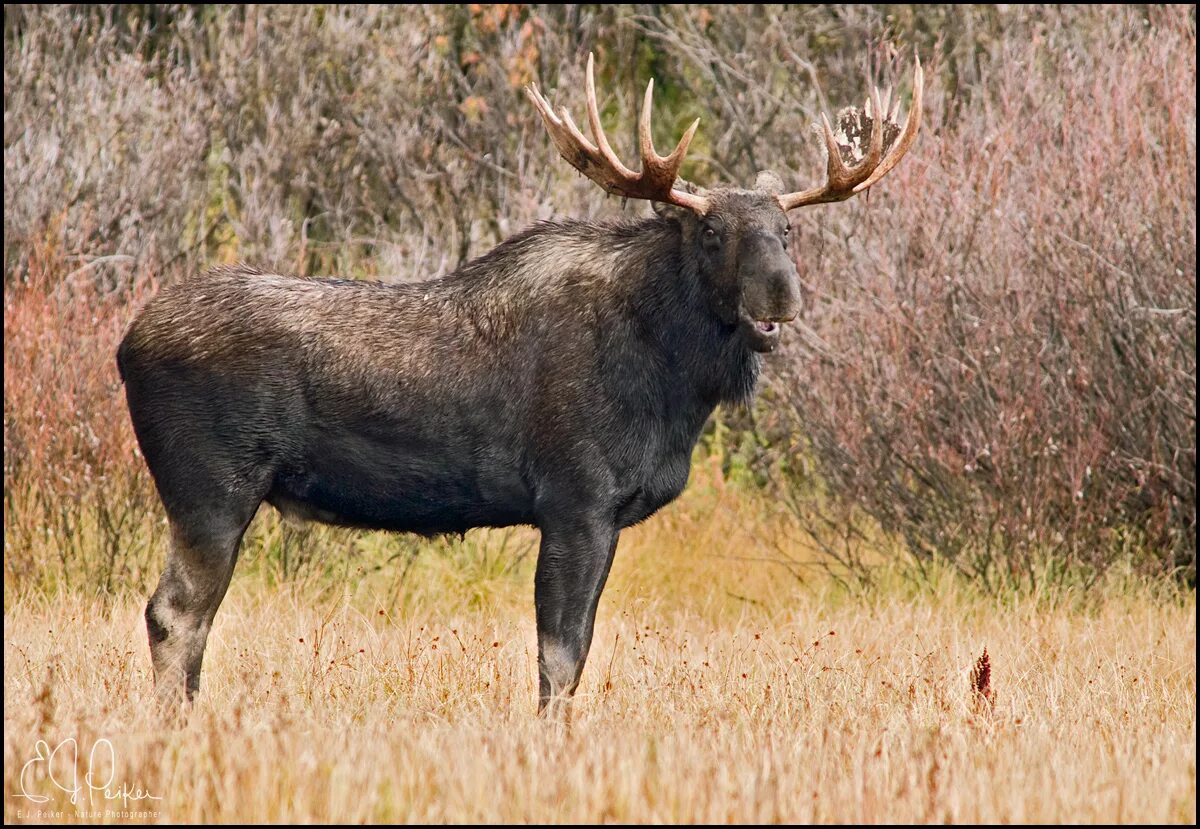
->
[970,648,995,714]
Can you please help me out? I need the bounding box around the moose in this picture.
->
[119,54,921,715]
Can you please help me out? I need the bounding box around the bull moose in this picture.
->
[118,54,922,715]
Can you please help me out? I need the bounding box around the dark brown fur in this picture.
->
[119,186,801,713]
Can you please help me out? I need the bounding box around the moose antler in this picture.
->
[526,53,710,214]
[777,58,923,211]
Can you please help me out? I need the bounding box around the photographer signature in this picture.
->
[15,738,162,807]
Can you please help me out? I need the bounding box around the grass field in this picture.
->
[4,476,1195,824]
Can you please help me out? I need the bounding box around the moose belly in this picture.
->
[266,427,533,535]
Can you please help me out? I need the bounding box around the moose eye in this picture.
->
[703,227,717,239]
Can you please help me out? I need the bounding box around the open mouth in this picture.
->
[739,314,789,352]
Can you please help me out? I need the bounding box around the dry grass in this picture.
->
[4,484,1195,824]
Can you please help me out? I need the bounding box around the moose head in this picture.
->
[527,54,923,352]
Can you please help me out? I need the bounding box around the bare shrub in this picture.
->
[3,5,212,282]
[3,5,1193,594]
[769,7,1196,587]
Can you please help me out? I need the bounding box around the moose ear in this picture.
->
[652,178,707,220]
[754,170,785,195]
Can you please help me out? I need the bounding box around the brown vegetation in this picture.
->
[4,5,1194,593]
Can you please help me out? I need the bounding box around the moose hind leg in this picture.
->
[146,510,253,712]
[534,520,619,717]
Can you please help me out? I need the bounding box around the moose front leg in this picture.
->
[534,518,619,717]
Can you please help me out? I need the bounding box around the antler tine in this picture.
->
[639,79,658,163]
[778,57,923,211]
[818,113,849,187]
[663,116,701,168]
[526,53,709,214]
[862,86,885,175]
[637,80,702,183]
[813,85,882,194]
[584,53,637,179]
[557,104,598,156]
[878,85,893,123]
[526,82,593,159]
[525,82,559,130]
[853,57,923,193]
